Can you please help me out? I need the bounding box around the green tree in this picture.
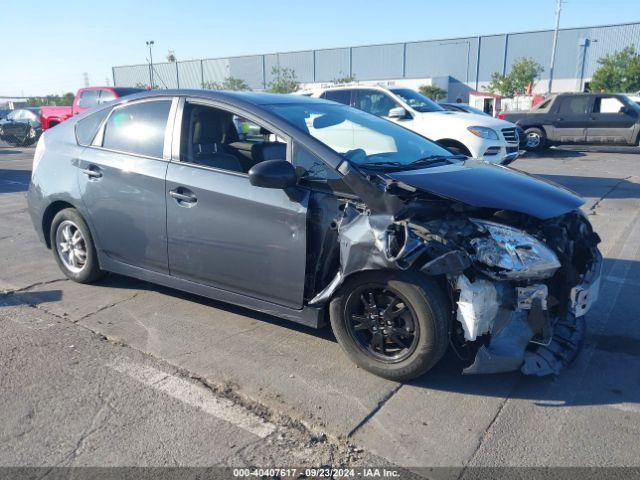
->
[332,74,357,84]
[590,46,640,93]
[418,84,447,101]
[267,67,299,94]
[202,77,251,91]
[27,93,75,107]
[486,57,543,97]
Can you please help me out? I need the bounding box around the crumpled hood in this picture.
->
[387,160,584,220]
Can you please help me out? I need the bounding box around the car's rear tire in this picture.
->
[329,270,450,381]
[524,127,547,151]
[50,208,104,283]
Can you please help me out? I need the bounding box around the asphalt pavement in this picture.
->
[1,143,639,475]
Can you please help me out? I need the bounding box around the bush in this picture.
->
[267,67,299,94]
[418,85,447,101]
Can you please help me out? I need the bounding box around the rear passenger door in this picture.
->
[77,97,177,273]
[550,95,590,143]
[587,95,638,144]
[165,98,308,309]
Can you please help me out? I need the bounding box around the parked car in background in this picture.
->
[28,90,601,380]
[306,86,520,165]
[439,102,490,116]
[501,92,640,151]
[0,108,42,146]
[39,86,144,130]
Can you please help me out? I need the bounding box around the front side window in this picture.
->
[321,90,351,106]
[558,96,590,115]
[102,100,171,158]
[180,102,286,173]
[594,96,625,114]
[354,90,398,117]
[292,142,350,193]
[389,88,444,113]
[78,90,99,108]
[266,103,456,171]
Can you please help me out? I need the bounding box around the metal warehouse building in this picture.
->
[112,21,640,100]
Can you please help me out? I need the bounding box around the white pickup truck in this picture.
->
[303,85,520,165]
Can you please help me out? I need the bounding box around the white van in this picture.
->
[305,85,520,165]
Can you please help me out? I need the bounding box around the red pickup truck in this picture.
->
[40,86,144,130]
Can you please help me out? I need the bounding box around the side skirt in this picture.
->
[100,256,326,329]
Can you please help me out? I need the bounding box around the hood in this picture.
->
[417,110,516,129]
[387,160,583,220]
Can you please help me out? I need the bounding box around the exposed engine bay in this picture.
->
[305,162,602,376]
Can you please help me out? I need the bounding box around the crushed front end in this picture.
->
[311,163,602,376]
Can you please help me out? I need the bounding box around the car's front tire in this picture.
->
[329,271,450,381]
[524,127,547,151]
[50,208,104,283]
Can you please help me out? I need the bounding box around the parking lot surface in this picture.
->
[1,144,640,471]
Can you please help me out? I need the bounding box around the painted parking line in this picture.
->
[110,361,276,438]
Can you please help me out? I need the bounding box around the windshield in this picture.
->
[389,88,444,113]
[265,103,458,170]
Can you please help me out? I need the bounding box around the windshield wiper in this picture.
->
[409,154,466,166]
[358,161,405,169]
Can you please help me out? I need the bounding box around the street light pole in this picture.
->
[548,0,562,94]
[146,40,155,89]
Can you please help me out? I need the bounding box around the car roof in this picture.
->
[121,89,335,106]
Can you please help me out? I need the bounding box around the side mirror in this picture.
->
[388,107,408,119]
[248,159,297,189]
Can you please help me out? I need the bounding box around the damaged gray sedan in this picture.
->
[27,90,602,381]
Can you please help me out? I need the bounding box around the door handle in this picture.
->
[80,166,102,179]
[555,117,564,122]
[169,188,197,205]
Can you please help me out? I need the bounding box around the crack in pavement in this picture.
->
[346,383,402,438]
[1,278,68,295]
[589,175,633,214]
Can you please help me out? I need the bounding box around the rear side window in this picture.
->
[75,108,111,146]
[99,89,116,104]
[558,96,590,115]
[594,97,625,113]
[321,90,351,106]
[78,90,99,108]
[102,100,172,158]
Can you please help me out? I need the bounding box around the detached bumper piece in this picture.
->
[463,250,602,376]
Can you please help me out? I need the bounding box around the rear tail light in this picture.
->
[497,113,505,120]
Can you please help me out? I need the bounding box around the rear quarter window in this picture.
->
[75,108,112,146]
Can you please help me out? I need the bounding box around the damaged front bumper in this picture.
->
[462,249,602,376]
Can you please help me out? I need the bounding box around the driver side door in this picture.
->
[165,98,309,309]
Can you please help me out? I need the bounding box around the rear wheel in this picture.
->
[50,208,104,283]
[329,271,450,381]
[524,127,547,151]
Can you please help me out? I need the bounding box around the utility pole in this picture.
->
[548,0,562,94]
[82,72,90,87]
[146,40,155,88]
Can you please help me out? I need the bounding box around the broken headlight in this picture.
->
[469,219,561,280]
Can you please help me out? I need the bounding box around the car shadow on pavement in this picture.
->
[522,148,586,159]
[0,169,31,193]
[97,272,338,343]
[0,149,23,155]
[536,174,640,199]
[88,254,639,409]
[0,289,62,308]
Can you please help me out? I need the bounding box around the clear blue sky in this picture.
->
[2,0,639,96]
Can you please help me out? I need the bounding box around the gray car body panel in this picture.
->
[28,89,598,346]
